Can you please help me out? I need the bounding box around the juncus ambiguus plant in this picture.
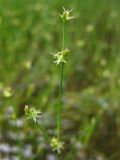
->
[25,7,75,154]
[50,7,75,153]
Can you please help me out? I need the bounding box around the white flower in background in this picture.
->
[110,11,118,18]
[76,40,85,48]
[100,59,107,66]
[85,24,94,33]
[3,87,13,98]
[23,60,32,69]
[103,70,110,78]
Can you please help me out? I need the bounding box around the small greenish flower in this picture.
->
[23,60,32,70]
[85,24,94,33]
[59,7,75,22]
[50,48,70,65]
[3,87,13,98]
[24,105,41,122]
[50,137,64,154]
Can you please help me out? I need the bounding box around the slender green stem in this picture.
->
[36,121,50,142]
[62,20,65,50]
[57,63,64,141]
[57,20,65,142]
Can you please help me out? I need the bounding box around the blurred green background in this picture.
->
[0,0,120,159]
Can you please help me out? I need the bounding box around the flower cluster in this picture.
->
[50,48,70,65]
[50,137,64,154]
[24,105,41,122]
[59,7,75,22]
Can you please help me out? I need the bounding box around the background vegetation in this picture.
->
[0,0,120,159]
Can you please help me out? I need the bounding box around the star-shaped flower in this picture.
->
[50,48,70,65]
[24,105,41,122]
[50,137,64,154]
[59,7,75,22]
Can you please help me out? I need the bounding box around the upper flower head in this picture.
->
[50,48,70,65]
[24,105,41,122]
[59,7,75,22]
[50,137,64,154]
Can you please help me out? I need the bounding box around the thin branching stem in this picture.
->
[57,20,65,142]
[36,121,50,142]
